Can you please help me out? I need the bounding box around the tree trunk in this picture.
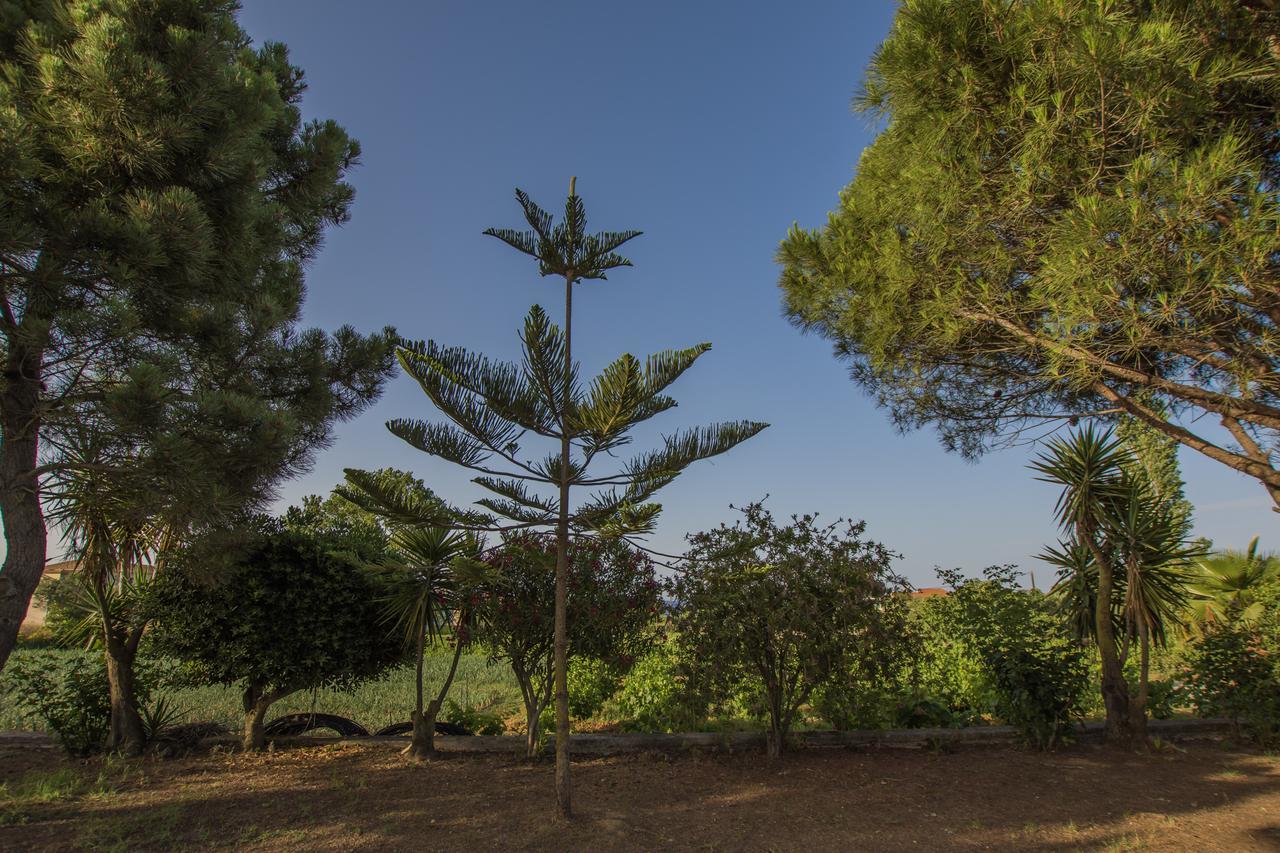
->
[1129,628,1151,744]
[104,633,145,755]
[407,623,467,761]
[407,617,434,760]
[516,666,553,759]
[242,682,291,751]
[0,338,46,673]
[1088,536,1132,747]
[410,702,440,760]
[554,191,576,820]
[765,680,785,759]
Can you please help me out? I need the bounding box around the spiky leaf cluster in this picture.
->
[1033,426,1204,647]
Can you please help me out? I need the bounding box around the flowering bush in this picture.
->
[475,534,660,755]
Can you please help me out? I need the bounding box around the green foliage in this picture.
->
[0,650,173,755]
[673,502,908,755]
[926,567,1090,748]
[1179,620,1280,744]
[443,700,506,736]
[3,650,112,755]
[778,0,1280,504]
[567,656,621,720]
[474,534,660,746]
[1188,537,1280,629]
[607,637,706,734]
[147,521,404,711]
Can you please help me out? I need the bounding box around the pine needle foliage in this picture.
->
[779,0,1280,509]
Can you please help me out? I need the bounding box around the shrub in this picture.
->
[607,637,705,733]
[919,567,1090,748]
[443,700,506,736]
[4,650,110,755]
[567,656,620,720]
[673,503,909,756]
[148,521,404,750]
[475,535,660,756]
[1179,620,1280,744]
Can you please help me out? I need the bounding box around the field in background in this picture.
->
[0,647,525,735]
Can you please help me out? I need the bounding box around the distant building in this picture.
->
[909,586,948,599]
[19,559,81,633]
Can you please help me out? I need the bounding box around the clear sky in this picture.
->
[236,0,1275,587]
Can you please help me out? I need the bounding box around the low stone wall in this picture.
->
[209,717,1235,755]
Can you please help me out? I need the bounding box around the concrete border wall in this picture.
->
[209,717,1235,755]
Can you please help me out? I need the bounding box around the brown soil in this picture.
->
[3,738,1280,851]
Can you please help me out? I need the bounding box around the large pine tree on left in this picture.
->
[0,1,396,673]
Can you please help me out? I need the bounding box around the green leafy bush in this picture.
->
[4,650,114,755]
[567,656,620,720]
[443,700,506,736]
[917,567,1090,748]
[607,638,705,733]
[673,503,909,755]
[1179,620,1280,744]
[1,650,177,755]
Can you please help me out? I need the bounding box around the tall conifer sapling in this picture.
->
[341,179,766,817]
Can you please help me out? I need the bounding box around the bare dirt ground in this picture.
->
[3,737,1279,851]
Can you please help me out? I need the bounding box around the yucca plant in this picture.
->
[374,522,487,760]
[1033,426,1201,745]
[341,179,765,816]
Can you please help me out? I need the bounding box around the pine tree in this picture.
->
[342,179,766,817]
[0,1,395,677]
[779,0,1280,509]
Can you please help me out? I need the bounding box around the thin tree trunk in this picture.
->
[410,622,468,761]
[104,629,145,755]
[1086,535,1132,747]
[0,338,46,673]
[1130,626,1151,743]
[408,615,431,759]
[554,178,577,820]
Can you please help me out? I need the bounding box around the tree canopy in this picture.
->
[0,0,395,669]
[148,519,403,750]
[778,0,1280,508]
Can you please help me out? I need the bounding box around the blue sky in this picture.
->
[237,0,1275,586]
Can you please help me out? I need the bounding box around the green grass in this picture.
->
[0,646,524,734]
[0,760,127,826]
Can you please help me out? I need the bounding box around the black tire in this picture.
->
[263,713,370,738]
[373,720,474,737]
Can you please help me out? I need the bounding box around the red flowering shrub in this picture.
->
[475,534,660,755]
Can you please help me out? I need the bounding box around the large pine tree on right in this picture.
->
[778,0,1280,511]
[343,179,765,817]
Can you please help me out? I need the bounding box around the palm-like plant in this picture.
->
[1033,426,1201,745]
[44,437,171,756]
[1187,537,1279,629]
[374,524,486,761]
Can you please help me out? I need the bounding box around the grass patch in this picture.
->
[0,646,524,734]
[77,801,182,852]
[0,761,126,826]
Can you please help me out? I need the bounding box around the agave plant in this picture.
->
[1187,537,1279,629]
